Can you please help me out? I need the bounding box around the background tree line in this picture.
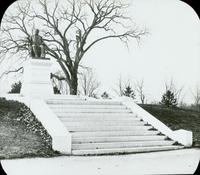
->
[8,74,200,112]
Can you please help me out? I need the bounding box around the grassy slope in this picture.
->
[0,98,59,159]
[139,104,200,147]
[1,98,199,159]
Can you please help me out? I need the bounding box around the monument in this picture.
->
[29,29,46,58]
[20,29,54,98]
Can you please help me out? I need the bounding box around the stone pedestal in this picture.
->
[20,58,54,98]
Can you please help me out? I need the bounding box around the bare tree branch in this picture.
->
[0,67,24,80]
[79,69,100,97]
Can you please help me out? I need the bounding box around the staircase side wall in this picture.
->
[30,99,71,154]
[118,97,193,147]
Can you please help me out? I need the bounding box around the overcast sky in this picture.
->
[81,0,200,103]
[0,0,199,104]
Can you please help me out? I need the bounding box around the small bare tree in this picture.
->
[161,79,184,107]
[135,79,146,104]
[113,75,125,96]
[191,85,200,111]
[113,75,135,99]
[79,69,100,97]
[0,0,146,95]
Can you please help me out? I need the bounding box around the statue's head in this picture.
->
[35,29,39,35]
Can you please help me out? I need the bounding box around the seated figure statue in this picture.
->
[29,29,45,58]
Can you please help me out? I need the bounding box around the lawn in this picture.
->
[139,104,200,147]
[0,98,59,159]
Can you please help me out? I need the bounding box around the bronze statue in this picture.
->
[29,29,45,58]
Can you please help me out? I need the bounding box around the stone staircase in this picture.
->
[46,98,184,155]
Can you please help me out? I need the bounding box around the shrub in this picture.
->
[101,91,110,99]
[123,85,135,99]
[9,81,22,93]
[160,90,178,107]
[9,81,61,94]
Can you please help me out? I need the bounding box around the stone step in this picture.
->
[72,145,184,155]
[59,117,141,122]
[71,130,159,137]
[72,140,175,150]
[46,100,122,105]
[67,125,152,132]
[63,120,146,127]
[48,104,127,109]
[45,98,184,156]
[46,96,86,100]
[46,99,86,104]
[51,108,132,113]
[57,113,137,118]
[72,135,167,144]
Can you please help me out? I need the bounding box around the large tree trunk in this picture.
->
[69,73,78,95]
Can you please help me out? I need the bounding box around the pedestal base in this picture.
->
[20,58,54,98]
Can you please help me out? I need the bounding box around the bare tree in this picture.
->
[162,79,184,106]
[113,75,127,96]
[0,0,146,95]
[113,75,132,96]
[135,79,146,104]
[113,75,136,99]
[78,69,100,97]
[191,85,200,111]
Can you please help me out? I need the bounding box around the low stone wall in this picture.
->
[118,96,193,147]
[30,98,71,154]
